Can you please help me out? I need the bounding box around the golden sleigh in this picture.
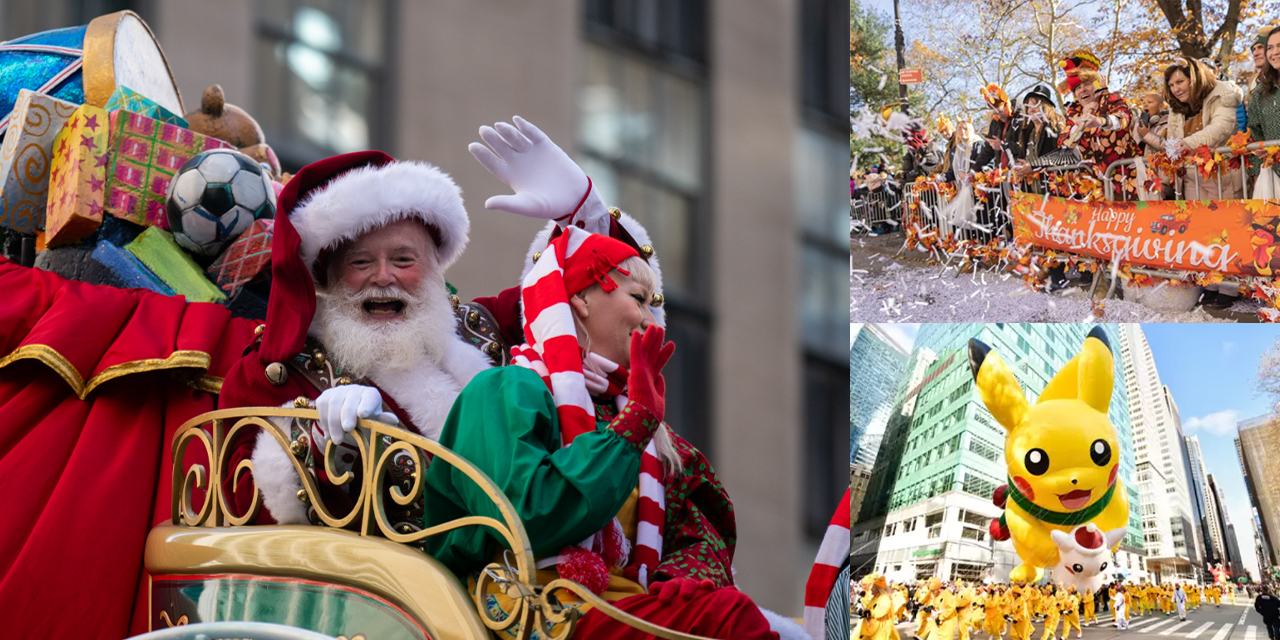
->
[146,408,715,640]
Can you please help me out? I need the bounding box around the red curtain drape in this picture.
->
[0,258,258,639]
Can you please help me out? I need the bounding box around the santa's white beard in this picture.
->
[311,275,456,378]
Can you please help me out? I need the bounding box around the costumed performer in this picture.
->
[418,226,785,639]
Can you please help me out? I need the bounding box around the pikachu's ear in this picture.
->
[969,338,1029,432]
[1076,326,1114,414]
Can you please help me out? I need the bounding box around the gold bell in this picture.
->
[265,362,288,386]
[608,207,622,220]
[639,245,654,259]
[467,310,480,328]
[290,434,310,457]
[651,292,665,308]
[293,396,313,408]
[485,342,502,359]
[449,294,461,309]
[296,489,311,504]
[253,324,266,337]
[532,251,542,263]
[310,352,326,368]
[335,377,354,386]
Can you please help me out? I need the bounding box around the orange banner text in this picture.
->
[1006,191,1280,276]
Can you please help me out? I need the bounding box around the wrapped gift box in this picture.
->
[207,218,272,295]
[0,90,81,233]
[104,110,233,229]
[45,104,110,246]
[103,85,188,128]
[125,226,225,303]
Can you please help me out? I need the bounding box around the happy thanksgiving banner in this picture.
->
[1008,191,1280,276]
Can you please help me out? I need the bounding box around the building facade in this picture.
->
[850,324,909,468]
[0,0,849,613]
[1119,324,1202,583]
[851,323,1146,582]
[1236,435,1276,572]
[1185,435,1223,567]
[1208,474,1242,576]
[1238,417,1280,573]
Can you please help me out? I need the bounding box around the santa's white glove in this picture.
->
[315,384,398,446]
[468,116,593,222]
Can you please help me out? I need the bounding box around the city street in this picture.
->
[879,602,1269,640]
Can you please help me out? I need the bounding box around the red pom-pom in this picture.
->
[989,518,1010,541]
[992,484,1008,508]
[558,547,610,595]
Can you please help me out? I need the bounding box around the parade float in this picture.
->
[0,12,738,640]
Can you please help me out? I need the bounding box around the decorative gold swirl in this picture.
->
[18,142,49,194]
[167,407,717,640]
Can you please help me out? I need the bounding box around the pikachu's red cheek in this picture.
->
[1013,476,1035,501]
[1108,464,1117,487]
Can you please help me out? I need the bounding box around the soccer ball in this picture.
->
[166,148,277,256]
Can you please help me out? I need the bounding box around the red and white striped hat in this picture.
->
[510,225,667,591]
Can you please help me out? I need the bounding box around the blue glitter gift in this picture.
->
[0,26,88,140]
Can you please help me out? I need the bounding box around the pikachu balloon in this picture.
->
[969,326,1129,584]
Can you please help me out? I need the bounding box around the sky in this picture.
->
[1143,324,1280,582]
[850,322,920,353]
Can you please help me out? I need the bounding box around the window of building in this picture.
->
[960,527,986,541]
[256,0,390,169]
[960,509,989,528]
[580,1,714,470]
[925,511,944,528]
[903,517,918,532]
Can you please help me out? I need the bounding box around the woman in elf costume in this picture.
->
[419,226,781,639]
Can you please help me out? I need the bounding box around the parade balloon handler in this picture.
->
[418,225,783,640]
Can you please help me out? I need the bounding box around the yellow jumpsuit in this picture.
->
[1082,590,1096,626]
[1230,586,1236,604]
[1060,591,1082,639]
[984,589,1008,638]
[1008,590,1033,640]
[860,585,903,640]
[955,589,977,640]
[930,590,961,640]
[1040,589,1061,640]
[916,584,942,640]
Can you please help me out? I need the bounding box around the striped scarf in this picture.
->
[803,488,851,640]
[511,227,666,591]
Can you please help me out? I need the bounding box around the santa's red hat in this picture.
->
[260,150,470,365]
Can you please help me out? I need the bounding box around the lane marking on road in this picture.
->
[1128,617,1162,629]
[1144,619,1176,633]
[1185,622,1217,638]
[1209,622,1234,640]
[1239,612,1249,626]
[1162,620,1196,635]
[1246,625,1258,640]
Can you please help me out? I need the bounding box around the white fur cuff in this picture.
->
[251,422,309,525]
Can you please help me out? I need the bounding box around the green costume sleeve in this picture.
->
[419,366,660,576]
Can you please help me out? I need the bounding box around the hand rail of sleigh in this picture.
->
[170,407,717,640]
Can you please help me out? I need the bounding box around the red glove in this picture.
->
[626,325,675,424]
[650,577,715,604]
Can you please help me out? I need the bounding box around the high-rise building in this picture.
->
[1208,474,1238,573]
[1237,417,1280,571]
[1119,325,1202,582]
[1226,523,1246,578]
[1186,435,1223,566]
[850,325,909,468]
[850,323,1145,582]
[850,463,874,528]
[1237,434,1277,570]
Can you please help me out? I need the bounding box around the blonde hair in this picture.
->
[570,256,684,478]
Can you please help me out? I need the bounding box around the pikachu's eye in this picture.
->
[1025,448,1050,475]
[1090,439,1112,466]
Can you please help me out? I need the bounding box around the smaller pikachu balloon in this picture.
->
[970,326,1129,584]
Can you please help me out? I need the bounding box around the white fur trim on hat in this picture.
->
[292,161,470,274]
[520,213,665,326]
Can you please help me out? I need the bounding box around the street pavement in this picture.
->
[882,601,1267,640]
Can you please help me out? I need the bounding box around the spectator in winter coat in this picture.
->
[1162,56,1244,200]
[1254,586,1280,640]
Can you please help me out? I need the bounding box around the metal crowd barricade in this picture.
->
[851,186,903,235]
[1102,139,1280,202]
